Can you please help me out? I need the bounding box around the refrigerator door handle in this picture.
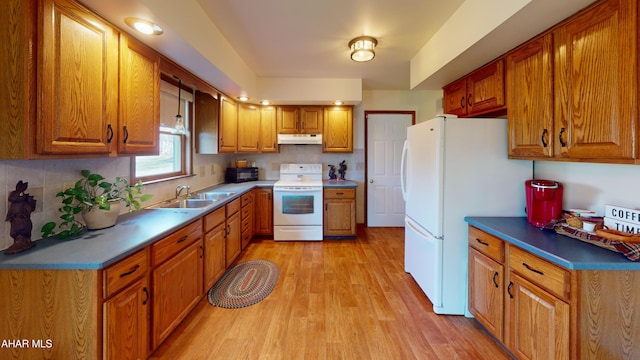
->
[400,139,408,201]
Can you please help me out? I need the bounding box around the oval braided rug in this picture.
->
[207,260,279,308]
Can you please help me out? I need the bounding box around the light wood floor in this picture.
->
[149,227,512,360]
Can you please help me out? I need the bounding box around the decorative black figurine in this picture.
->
[4,181,37,254]
[338,160,347,180]
[328,165,337,180]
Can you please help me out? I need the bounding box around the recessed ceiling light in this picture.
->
[260,100,270,106]
[334,100,343,105]
[125,17,163,35]
[238,96,249,102]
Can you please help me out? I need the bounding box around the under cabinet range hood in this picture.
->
[277,133,322,145]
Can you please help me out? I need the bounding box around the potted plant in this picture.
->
[41,170,153,239]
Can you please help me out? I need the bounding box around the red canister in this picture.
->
[525,180,563,227]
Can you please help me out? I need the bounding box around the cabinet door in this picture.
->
[443,78,468,117]
[194,90,219,154]
[467,59,505,115]
[323,199,356,236]
[468,248,504,342]
[38,0,118,155]
[225,212,241,267]
[104,276,150,360]
[119,35,160,154]
[300,106,323,134]
[260,106,278,152]
[203,223,226,290]
[0,0,35,159]
[554,0,636,160]
[152,240,203,349]
[254,188,273,235]
[506,272,570,360]
[237,103,260,152]
[219,95,238,153]
[276,106,299,134]
[506,33,554,158]
[323,106,353,153]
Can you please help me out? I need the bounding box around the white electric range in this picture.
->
[273,163,323,241]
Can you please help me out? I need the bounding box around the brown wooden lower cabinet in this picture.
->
[468,225,640,359]
[225,198,242,267]
[323,188,356,238]
[254,188,273,235]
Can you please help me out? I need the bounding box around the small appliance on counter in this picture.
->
[226,167,258,183]
[525,179,563,227]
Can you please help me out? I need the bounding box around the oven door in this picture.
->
[273,187,323,226]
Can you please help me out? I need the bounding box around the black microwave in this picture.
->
[226,167,259,183]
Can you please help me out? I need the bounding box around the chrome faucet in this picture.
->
[176,185,191,199]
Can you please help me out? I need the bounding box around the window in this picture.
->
[134,78,193,182]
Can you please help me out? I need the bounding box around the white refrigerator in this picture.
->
[401,115,532,315]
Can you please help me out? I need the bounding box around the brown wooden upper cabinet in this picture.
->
[219,95,238,153]
[237,103,261,152]
[506,33,554,159]
[37,0,120,155]
[508,0,636,163]
[277,106,323,134]
[118,35,161,155]
[2,0,161,158]
[259,106,278,152]
[443,58,505,117]
[323,106,353,153]
[553,0,636,161]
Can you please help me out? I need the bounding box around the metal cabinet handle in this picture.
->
[559,127,567,147]
[523,262,544,275]
[475,238,489,246]
[107,124,114,143]
[507,281,514,299]
[122,126,129,144]
[460,96,465,109]
[177,235,188,243]
[142,287,149,305]
[541,129,548,148]
[492,272,499,288]
[467,94,472,107]
[119,264,140,278]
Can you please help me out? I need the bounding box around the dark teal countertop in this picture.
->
[323,180,358,188]
[0,181,275,270]
[464,217,640,270]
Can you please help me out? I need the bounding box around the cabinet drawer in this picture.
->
[204,207,225,233]
[241,192,253,207]
[509,246,570,300]
[152,220,203,266]
[103,248,149,299]
[468,226,504,262]
[241,215,252,233]
[324,188,355,199]
[226,198,241,216]
[241,205,251,219]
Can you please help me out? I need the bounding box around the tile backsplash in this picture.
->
[0,146,365,250]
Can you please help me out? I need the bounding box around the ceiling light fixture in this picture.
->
[125,17,163,35]
[261,100,270,106]
[349,36,377,62]
[238,96,249,102]
[334,100,343,105]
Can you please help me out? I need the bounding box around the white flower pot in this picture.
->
[82,199,122,230]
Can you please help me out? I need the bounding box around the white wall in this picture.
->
[534,161,640,214]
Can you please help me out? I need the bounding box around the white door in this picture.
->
[366,113,413,226]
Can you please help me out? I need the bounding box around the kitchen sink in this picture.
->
[147,198,217,210]
[190,191,237,201]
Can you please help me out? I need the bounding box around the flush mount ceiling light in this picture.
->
[125,17,163,35]
[349,36,377,62]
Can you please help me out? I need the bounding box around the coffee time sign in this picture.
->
[604,205,640,234]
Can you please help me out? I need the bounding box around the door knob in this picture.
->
[369,179,374,183]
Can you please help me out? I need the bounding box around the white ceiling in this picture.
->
[80,0,597,100]
[195,0,465,90]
